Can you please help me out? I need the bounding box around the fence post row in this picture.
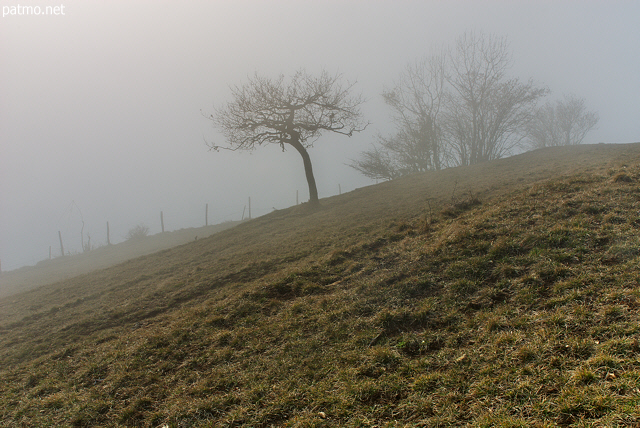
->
[44,194,309,262]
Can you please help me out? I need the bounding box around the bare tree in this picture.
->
[445,32,548,165]
[350,32,548,181]
[349,53,449,180]
[207,70,367,206]
[348,142,402,181]
[526,94,599,148]
[126,224,149,241]
[382,52,449,171]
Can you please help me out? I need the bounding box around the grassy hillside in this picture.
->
[0,221,243,299]
[1,144,639,427]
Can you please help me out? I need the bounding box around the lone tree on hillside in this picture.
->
[208,70,367,206]
[526,94,599,148]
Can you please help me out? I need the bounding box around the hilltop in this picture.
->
[1,143,639,427]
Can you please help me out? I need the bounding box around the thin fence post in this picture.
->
[58,231,65,257]
[80,221,85,253]
[339,184,342,195]
[205,203,208,226]
[296,190,299,205]
[106,221,111,245]
[160,211,165,233]
[248,197,251,219]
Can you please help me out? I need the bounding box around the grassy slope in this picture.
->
[1,144,639,427]
[0,221,243,299]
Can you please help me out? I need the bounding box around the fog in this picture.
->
[1,0,639,271]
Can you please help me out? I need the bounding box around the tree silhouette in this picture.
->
[350,32,548,181]
[445,32,548,165]
[526,94,599,148]
[208,70,367,206]
[350,53,448,180]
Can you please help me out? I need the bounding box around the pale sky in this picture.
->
[1,0,639,270]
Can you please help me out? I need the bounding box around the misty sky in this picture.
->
[1,0,639,271]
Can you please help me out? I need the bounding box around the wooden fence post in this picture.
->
[160,211,165,233]
[106,221,111,245]
[205,203,209,226]
[58,231,65,257]
[248,197,251,220]
[296,190,299,205]
[339,184,342,195]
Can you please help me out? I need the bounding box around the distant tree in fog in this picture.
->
[126,224,149,241]
[350,31,548,179]
[348,142,403,181]
[350,53,448,180]
[526,94,599,148]
[445,32,548,165]
[207,70,367,206]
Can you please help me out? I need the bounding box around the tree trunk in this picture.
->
[289,138,319,205]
